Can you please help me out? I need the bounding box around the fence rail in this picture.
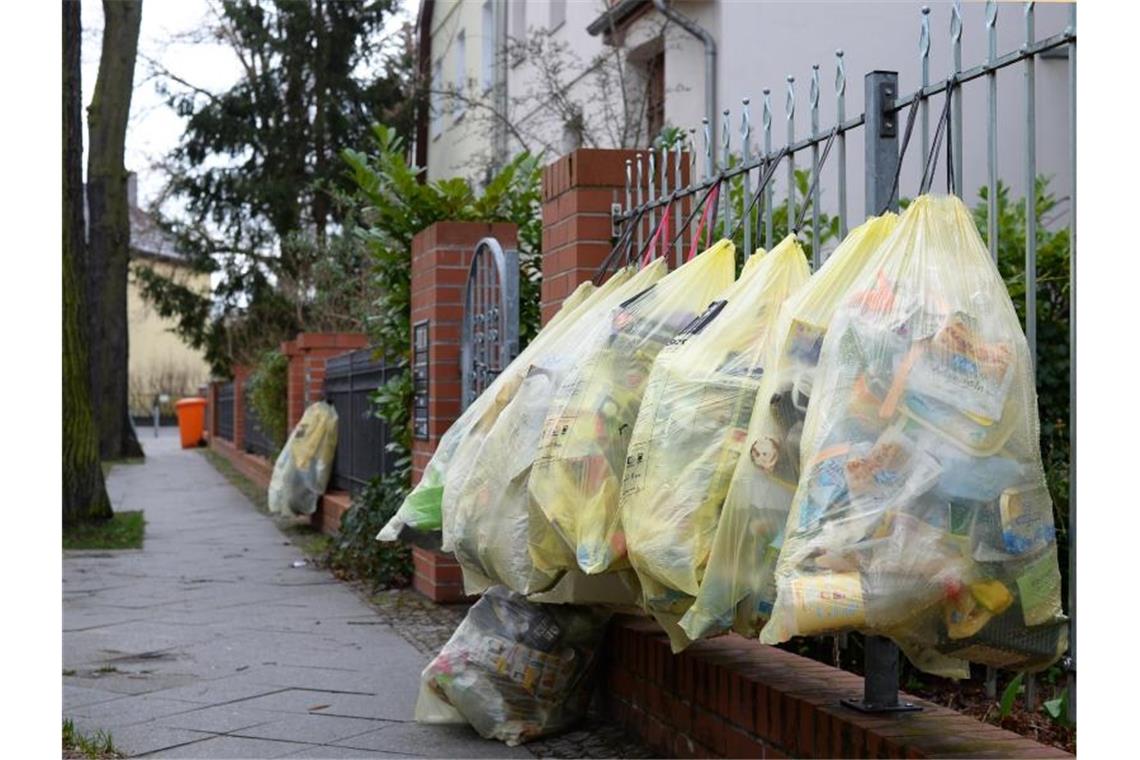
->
[216,382,235,442]
[243,381,277,459]
[605,0,1075,720]
[324,348,403,494]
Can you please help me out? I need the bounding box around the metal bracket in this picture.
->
[879,82,898,137]
[611,202,623,238]
[841,697,922,714]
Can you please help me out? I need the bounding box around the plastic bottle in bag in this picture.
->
[760,196,1067,676]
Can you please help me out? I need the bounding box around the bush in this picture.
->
[247,349,289,451]
[325,474,413,589]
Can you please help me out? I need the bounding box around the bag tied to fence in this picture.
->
[526,239,737,580]
[680,214,899,646]
[760,195,1067,676]
[619,237,810,647]
[377,277,615,544]
[268,401,339,516]
[444,260,669,595]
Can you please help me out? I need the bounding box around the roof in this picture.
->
[586,0,651,37]
[130,203,187,264]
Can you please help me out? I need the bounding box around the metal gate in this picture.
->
[461,237,520,410]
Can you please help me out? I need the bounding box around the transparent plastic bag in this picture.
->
[760,196,1067,675]
[680,215,898,645]
[415,586,610,746]
[526,240,738,579]
[620,237,810,641]
[444,261,670,594]
[378,278,617,543]
[268,401,339,516]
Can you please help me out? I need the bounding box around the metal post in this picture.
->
[741,99,753,255]
[635,153,644,254]
[810,64,821,268]
[659,145,669,263]
[722,108,732,237]
[785,76,796,229]
[951,0,964,196]
[763,89,774,247]
[675,140,684,265]
[920,6,931,166]
[1066,1,1076,724]
[647,150,657,251]
[836,50,848,238]
[986,0,999,261]
[843,69,920,716]
[1025,0,1037,367]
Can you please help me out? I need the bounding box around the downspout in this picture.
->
[652,0,716,131]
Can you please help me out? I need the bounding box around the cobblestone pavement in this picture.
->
[64,428,651,758]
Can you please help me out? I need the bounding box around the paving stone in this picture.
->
[333,722,530,758]
[139,733,307,758]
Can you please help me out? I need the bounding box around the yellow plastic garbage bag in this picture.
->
[760,196,1067,675]
[445,260,670,595]
[378,277,615,543]
[680,214,898,646]
[268,401,339,516]
[527,240,737,579]
[415,586,610,746]
[620,237,810,638]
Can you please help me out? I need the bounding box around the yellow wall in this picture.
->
[127,257,212,416]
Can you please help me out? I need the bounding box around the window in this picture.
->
[431,60,443,138]
[413,321,430,440]
[646,51,665,142]
[453,29,467,119]
[481,1,494,92]
[549,0,566,31]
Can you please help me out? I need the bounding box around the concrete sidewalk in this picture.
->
[63,428,530,759]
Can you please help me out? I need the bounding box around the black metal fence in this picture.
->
[243,380,277,459]
[217,382,235,442]
[324,348,403,494]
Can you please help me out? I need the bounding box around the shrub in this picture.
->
[247,349,289,450]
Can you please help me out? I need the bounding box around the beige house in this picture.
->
[127,175,212,418]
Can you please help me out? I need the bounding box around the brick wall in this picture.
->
[604,617,1072,759]
[232,364,251,450]
[409,220,519,486]
[280,333,369,431]
[540,148,690,326]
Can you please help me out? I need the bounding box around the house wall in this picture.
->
[621,0,1072,235]
[127,258,212,416]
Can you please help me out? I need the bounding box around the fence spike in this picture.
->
[836,49,848,237]
[742,98,753,255]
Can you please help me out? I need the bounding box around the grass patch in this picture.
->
[63,512,145,550]
[199,448,269,514]
[63,718,123,759]
[280,522,334,558]
[100,457,145,479]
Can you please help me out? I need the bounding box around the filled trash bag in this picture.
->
[378,277,617,543]
[760,195,1067,675]
[445,260,670,595]
[527,240,737,579]
[415,586,610,746]
[268,401,339,516]
[681,214,899,645]
[620,237,810,642]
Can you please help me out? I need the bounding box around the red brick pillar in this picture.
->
[280,333,369,431]
[232,364,251,451]
[541,148,690,326]
[409,221,518,487]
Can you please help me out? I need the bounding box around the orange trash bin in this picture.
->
[174,397,207,449]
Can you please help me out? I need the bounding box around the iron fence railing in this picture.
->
[324,348,403,495]
[243,380,277,459]
[604,0,1075,720]
[216,382,235,442]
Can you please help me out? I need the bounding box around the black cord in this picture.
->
[920,80,955,195]
[592,206,643,285]
[664,179,723,255]
[727,146,791,243]
[876,96,923,217]
[795,125,841,233]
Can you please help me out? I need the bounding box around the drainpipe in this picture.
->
[652,0,716,131]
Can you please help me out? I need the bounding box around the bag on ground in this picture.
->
[267,401,339,516]
[680,214,898,645]
[760,196,1067,676]
[620,238,810,648]
[415,586,610,746]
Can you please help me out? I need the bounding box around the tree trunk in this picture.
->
[87,0,144,460]
[64,0,113,524]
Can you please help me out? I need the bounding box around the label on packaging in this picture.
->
[1016,549,1063,627]
[999,484,1056,555]
[790,572,866,636]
